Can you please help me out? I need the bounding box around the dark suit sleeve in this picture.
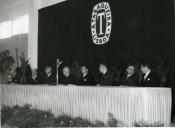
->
[140,71,160,87]
[150,72,160,86]
[44,74,56,85]
[94,73,100,84]
[106,72,115,85]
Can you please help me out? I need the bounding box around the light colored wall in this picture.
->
[0,0,66,83]
[0,0,66,69]
[0,0,29,84]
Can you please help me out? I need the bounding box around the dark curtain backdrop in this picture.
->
[38,0,175,84]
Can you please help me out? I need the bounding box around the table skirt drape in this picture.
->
[1,85,172,126]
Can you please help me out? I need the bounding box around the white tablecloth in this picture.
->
[0,85,172,126]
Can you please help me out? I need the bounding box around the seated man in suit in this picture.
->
[77,65,95,85]
[140,63,160,87]
[44,66,56,85]
[59,66,75,85]
[32,68,40,84]
[95,63,114,86]
[120,64,139,86]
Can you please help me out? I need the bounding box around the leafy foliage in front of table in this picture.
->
[1,104,108,128]
[1,104,165,127]
[134,120,164,127]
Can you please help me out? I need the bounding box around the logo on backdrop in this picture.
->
[91,2,112,45]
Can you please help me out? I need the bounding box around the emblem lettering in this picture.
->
[91,2,112,45]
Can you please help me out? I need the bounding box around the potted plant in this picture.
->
[0,50,15,84]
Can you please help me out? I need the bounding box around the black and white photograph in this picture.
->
[0,0,175,127]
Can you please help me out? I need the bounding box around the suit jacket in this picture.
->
[77,73,95,85]
[95,71,114,86]
[44,73,56,85]
[120,73,139,86]
[140,71,160,87]
[59,75,75,85]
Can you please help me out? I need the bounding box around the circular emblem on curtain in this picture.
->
[91,2,112,45]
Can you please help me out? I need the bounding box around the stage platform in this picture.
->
[1,85,172,126]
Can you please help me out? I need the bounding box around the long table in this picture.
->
[0,85,172,126]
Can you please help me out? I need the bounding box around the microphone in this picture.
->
[56,58,63,85]
[56,59,63,67]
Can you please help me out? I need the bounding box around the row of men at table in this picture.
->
[32,62,160,87]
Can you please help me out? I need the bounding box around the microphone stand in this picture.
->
[56,59,62,85]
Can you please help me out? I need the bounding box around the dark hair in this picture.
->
[81,65,88,69]
[127,64,136,69]
[141,63,152,70]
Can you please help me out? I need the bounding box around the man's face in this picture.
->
[126,66,135,76]
[81,66,88,74]
[32,69,37,76]
[141,65,146,74]
[45,67,51,75]
[63,67,70,76]
[99,64,106,73]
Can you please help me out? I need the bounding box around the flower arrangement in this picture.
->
[16,51,32,84]
[0,50,15,71]
[0,50,15,83]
